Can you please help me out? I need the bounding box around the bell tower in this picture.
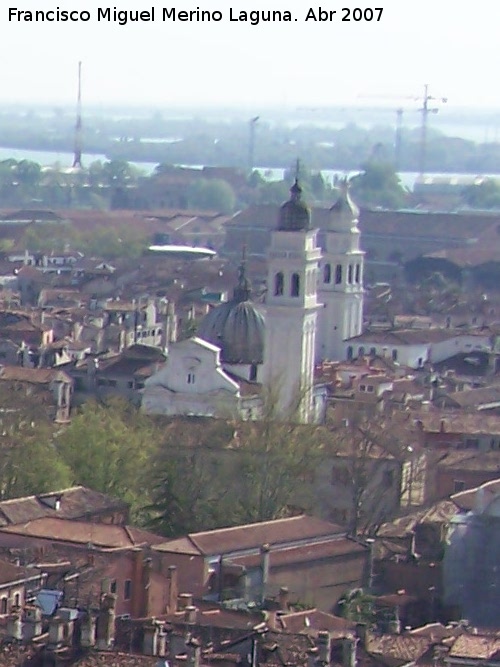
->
[263,177,322,422]
[316,180,364,362]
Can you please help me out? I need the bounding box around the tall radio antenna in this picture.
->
[72,61,83,169]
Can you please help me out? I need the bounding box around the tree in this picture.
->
[0,381,72,499]
[462,178,500,209]
[350,161,408,209]
[324,409,422,536]
[186,178,236,213]
[146,418,237,536]
[56,399,156,519]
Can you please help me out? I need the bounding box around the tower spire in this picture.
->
[72,61,83,169]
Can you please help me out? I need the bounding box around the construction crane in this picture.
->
[248,116,259,173]
[72,61,83,169]
[359,85,448,175]
[418,84,447,176]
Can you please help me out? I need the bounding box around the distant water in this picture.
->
[0,145,499,192]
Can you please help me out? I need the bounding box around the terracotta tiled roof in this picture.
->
[0,366,71,384]
[227,538,367,569]
[155,515,344,556]
[449,634,500,659]
[437,450,500,473]
[367,634,431,662]
[0,486,128,527]
[0,557,41,585]
[0,517,164,549]
[451,477,500,511]
[274,608,356,634]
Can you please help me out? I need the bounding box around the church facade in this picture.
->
[143,180,364,424]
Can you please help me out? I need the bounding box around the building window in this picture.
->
[359,384,366,392]
[335,264,342,284]
[323,263,331,284]
[392,349,398,362]
[249,364,258,382]
[358,346,365,357]
[367,385,374,393]
[274,272,284,296]
[355,264,361,284]
[1,597,7,614]
[14,593,20,608]
[347,346,353,361]
[187,373,196,384]
[453,480,466,493]
[348,264,353,284]
[110,580,117,594]
[124,580,132,601]
[291,273,300,297]
[370,347,377,356]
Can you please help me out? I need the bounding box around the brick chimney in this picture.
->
[48,616,65,648]
[186,636,201,667]
[142,557,153,617]
[178,593,193,610]
[184,605,197,625]
[96,593,116,650]
[260,544,270,603]
[167,565,178,613]
[342,636,358,667]
[143,619,163,656]
[23,606,42,640]
[7,609,22,641]
[316,631,331,666]
[278,586,289,611]
[80,611,96,648]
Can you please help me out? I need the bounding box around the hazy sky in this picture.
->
[1,0,499,109]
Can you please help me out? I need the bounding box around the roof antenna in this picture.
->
[72,61,83,169]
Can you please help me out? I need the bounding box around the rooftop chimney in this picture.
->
[7,609,22,641]
[96,593,116,651]
[23,606,42,640]
[167,565,178,613]
[143,618,162,656]
[278,586,289,611]
[48,615,65,648]
[316,631,331,666]
[260,544,270,604]
[342,636,358,667]
[184,605,197,625]
[178,593,193,610]
[186,636,201,667]
[80,611,96,648]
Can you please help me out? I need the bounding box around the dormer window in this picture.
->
[187,373,196,384]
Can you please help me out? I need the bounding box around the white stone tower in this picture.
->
[263,179,322,422]
[316,181,364,362]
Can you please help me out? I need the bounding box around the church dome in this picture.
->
[278,180,311,231]
[197,261,265,365]
[328,179,360,231]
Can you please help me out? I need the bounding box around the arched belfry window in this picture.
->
[324,263,331,284]
[355,264,361,284]
[335,264,342,284]
[348,264,353,284]
[274,272,284,296]
[291,273,300,297]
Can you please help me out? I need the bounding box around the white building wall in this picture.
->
[263,228,322,422]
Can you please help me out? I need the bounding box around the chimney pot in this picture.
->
[178,592,193,610]
[184,605,197,624]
